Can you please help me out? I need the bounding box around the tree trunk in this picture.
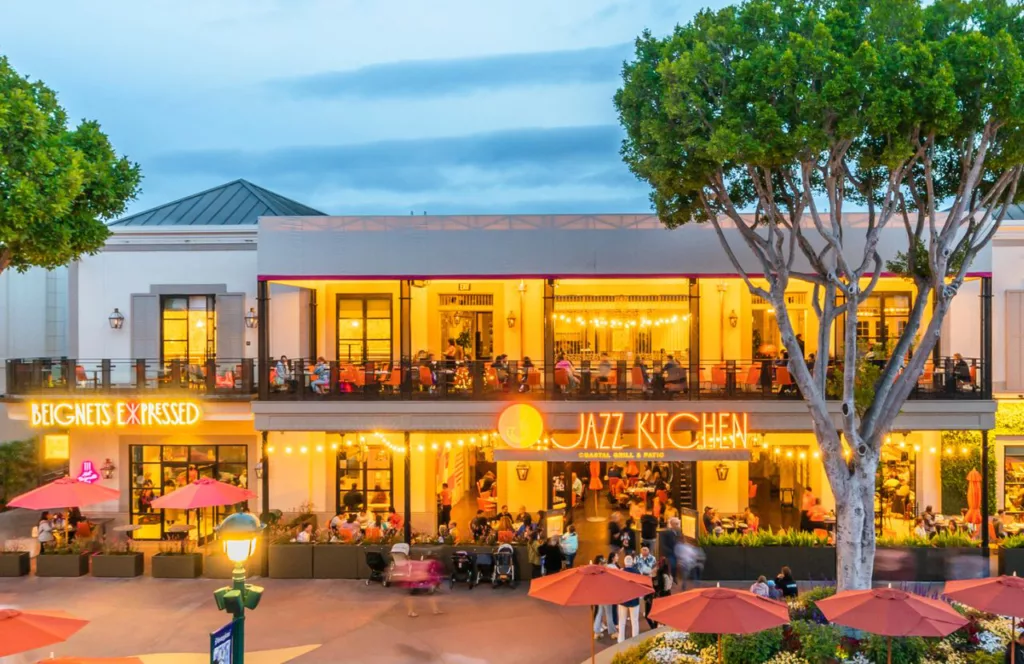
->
[833,465,877,590]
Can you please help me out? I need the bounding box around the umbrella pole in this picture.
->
[590,608,595,664]
[887,636,892,664]
[718,634,723,663]
[1013,616,1016,664]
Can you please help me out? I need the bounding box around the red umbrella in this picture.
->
[587,461,605,523]
[0,609,89,657]
[817,587,968,664]
[37,658,143,664]
[529,564,652,663]
[648,586,790,662]
[965,469,982,526]
[8,477,118,509]
[149,477,254,510]
[945,575,1024,664]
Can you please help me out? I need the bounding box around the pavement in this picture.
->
[0,575,656,664]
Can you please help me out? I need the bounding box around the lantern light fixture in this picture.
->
[100,458,116,480]
[108,308,125,330]
[507,310,517,328]
[244,307,258,329]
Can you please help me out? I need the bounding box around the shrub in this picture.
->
[931,530,978,548]
[1001,534,1024,549]
[722,627,784,662]
[789,621,841,661]
[861,634,926,664]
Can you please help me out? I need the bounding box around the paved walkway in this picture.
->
[0,576,656,664]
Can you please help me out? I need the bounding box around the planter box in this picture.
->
[91,552,143,578]
[1000,548,1024,576]
[151,553,203,579]
[411,545,452,574]
[313,545,359,579]
[36,553,89,577]
[0,552,29,577]
[201,552,257,579]
[268,544,313,579]
[760,547,836,581]
[702,546,746,581]
[873,547,983,581]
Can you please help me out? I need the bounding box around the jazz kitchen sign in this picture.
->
[494,404,751,461]
[29,400,202,429]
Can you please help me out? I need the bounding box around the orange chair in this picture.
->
[742,365,761,390]
[712,366,727,389]
[554,368,571,392]
[418,365,434,390]
[608,477,624,498]
[970,365,978,385]
[630,366,647,390]
[383,369,402,390]
[526,371,541,388]
[477,496,496,516]
[365,527,383,540]
[485,367,499,389]
[215,370,235,389]
[337,529,354,543]
[776,367,794,392]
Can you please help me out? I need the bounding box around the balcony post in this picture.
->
[62,359,74,392]
[30,359,43,391]
[981,276,992,399]
[307,288,318,360]
[982,428,990,558]
[400,280,412,398]
[205,359,216,392]
[260,430,270,577]
[242,358,254,393]
[688,279,700,401]
[471,361,483,398]
[100,359,112,391]
[257,279,270,400]
[404,432,412,544]
[543,279,555,398]
[135,359,146,390]
[5,360,16,394]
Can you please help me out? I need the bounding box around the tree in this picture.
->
[0,55,141,275]
[0,439,37,507]
[616,0,1024,589]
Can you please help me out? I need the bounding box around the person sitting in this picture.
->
[516,514,534,539]
[470,510,491,541]
[356,510,371,531]
[343,486,364,512]
[775,566,798,598]
[663,355,687,392]
[922,505,937,535]
[555,354,579,390]
[515,506,529,524]
[496,504,513,521]
[294,523,313,543]
[913,517,929,539]
[807,499,827,528]
[447,522,460,542]
[311,356,330,394]
[36,511,55,552]
[596,353,613,391]
[387,506,403,532]
[953,353,973,389]
[340,514,361,541]
[750,575,770,598]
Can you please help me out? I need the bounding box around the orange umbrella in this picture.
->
[0,609,89,657]
[817,587,968,664]
[9,477,118,509]
[587,461,605,523]
[965,469,982,526]
[529,564,652,664]
[649,586,790,663]
[945,575,1024,664]
[37,658,143,664]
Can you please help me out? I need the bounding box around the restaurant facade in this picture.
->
[0,181,1006,549]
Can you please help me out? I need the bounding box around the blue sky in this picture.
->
[0,0,724,216]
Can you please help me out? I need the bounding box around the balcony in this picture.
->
[5,358,256,399]
[261,357,987,402]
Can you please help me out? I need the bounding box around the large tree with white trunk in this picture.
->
[616,0,1024,589]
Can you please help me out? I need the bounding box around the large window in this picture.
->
[856,292,911,357]
[129,443,248,540]
[337,295,392,363]
[161,295,216,364]
[335,446,393,515]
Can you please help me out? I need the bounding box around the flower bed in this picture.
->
[610,586,1012,664]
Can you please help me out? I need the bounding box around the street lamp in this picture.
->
[214,512,265,664]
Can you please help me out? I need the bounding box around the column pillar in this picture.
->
[257,280,270,400]
[982,276,993,399]
[259,430,270,577]
[543,279,555,397]
[982,429,991,558]
[688,278,700,400]
[404,432,412,543]
[307,288,318,360]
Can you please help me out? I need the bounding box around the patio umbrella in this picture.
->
[965,469,982,527]
[587,461,605,523]
[8,477,118,509]
[36,659,143,664]
[0,609,89,657]
[817,587,968,664]
[529,564,653,664]
[648,586,790,663]
[149,478,255,546]
[945,575,1024,664]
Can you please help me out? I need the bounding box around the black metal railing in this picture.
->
[5,358,256,397]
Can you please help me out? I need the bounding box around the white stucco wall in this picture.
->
[992,235,1024,390]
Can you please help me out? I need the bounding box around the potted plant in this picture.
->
[91,538,144,578]
[151,539,203,578]
[999,534,1024,576]
[0,544,30,577]
[36,541,90,577]
[268,525,313,579]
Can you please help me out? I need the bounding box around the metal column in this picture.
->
[404,432,412,543]
[543,279,555,397]
[257,280,270,401]
[307,288,317,360]
[688,279,700,399]
[259,430,270,576]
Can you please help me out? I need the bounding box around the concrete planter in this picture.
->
[268,544,313,579]
[873,547,983,581]
[201,552,256,579]
[701,546,836,581]
[91,552,144,578]
[702,546,747,581]
[151,553,203,578]
[411,545,452,574]
[0,552,30,577]
[36,552,90,577]
[313,544,359,579]
[999,548,1024,576]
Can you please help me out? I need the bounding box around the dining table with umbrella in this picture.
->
[35,658,143,664]
[528,564,653,664]
[965,468,983,530]
[149,477,255,548]
[8,477,121,548]
[648,585,791,663]
[0,609,89,658]
[816,586,968,664]
[945,574,1024,663]
[586,460,605,523]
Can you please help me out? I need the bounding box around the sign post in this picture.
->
[210,621,235,664]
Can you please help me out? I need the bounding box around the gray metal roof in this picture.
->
[107,179,325,227]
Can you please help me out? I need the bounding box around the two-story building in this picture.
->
[1,179,998,552]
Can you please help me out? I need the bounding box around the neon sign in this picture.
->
[29,401,202,428]
[77,460,100,484]
[556,411,748,451]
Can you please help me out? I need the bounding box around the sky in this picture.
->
[0,0,727,217]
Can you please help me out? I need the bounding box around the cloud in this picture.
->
[271,43,633,99]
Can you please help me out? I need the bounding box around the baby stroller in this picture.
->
[492,542,517,589]
[450,550,478,589]
[365,549,389,586]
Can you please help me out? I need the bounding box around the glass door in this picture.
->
[337,296,392,364]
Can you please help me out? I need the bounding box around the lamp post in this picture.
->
[214,512,265,664]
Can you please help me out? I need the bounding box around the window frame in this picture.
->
[335,294,393,364]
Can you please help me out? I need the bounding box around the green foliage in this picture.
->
[722,626,784,662]
[699,527,827,548]
[1000,533,1024,549]
[0,439,37,506]
[862,634,927,664]
[790,621,842,662]
[825,341,882,417]
[931,529,980,548]
[43,540,86,555]
[887,238,969,280]
[939,430,996,514]
[0,56,141,274]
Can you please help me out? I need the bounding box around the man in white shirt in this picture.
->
[635,545,656,576]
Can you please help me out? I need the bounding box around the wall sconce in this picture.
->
[507,310,517,328]
[100,458,116,480]
[244,307,258,329]
[515,463,530,481]
[255,461,264,480]
[728,310,738,328]
[715,463,730,481]
[108,308,125,329]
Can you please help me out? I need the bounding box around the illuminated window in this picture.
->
[161,295,216,365]
[337,296,392,363]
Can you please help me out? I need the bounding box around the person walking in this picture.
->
[659,517,681,584]
[647,557,673,629]
[36,511,54,552]
[617,555,643,642]
[592,555,615,640]
[560,524,579,568]
[439,483,452,527]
